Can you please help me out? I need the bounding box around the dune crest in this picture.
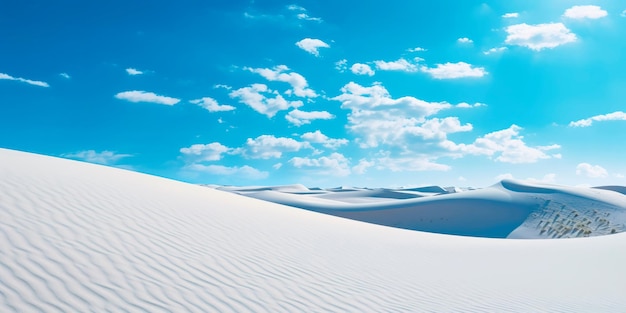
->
[227,179,626,239]
[1,148,626,312]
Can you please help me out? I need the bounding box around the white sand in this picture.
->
[1,148,626,312]
[226,180,626,239]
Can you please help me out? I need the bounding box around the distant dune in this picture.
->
[1,148,626,312]
[223,179,626,239]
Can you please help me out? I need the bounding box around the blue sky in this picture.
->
[2,1,626,187]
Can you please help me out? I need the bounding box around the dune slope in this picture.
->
[1,148,626,312]
[227,180,626,239]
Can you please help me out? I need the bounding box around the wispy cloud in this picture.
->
[0,72,49,87]
[421,62,487,79]
[190,97,235,112]
[569,111,626,127]
[59,73,71,79]
[297,13,322,22]
[457,102,487,108]
[214,84,232,90]
[62,150,132,165]
[125,68,144,75]
[407,47,427,52]
[502,12,519,18]
[286,4,306,11]
[115,90,180,105]
[295,38,330,56]
[563,5,608,19]
[505,23,576,51]
[457,37,473,44]
[374,58,418,72]
[285,109,334,126]
[286,4,322,22]
[335,59,348,72]
[483,47,507,55]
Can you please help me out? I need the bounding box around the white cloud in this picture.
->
[335,59,348,72]
[246,65,317,98]
[408,47,427,52]
[569,111,626,127]
[374,58,418,72]
[214,84,232,90]
[505,23,577,51]
[483,47,507,55]
[285,109,334,126]
[301,130,348,149]
[457,37,473,44]
[350,63,375,76]
[287,4,306,11]
[332,83,558,168]
[445,125,560,163]
[229,84,303,117]
[114,90,180,105]
[62,150,132,165]
[59,73,71,79]
[180,143,231,162]
[421,62,487,79]
[563,5,608,19]
[245,135,310,159]
[289,153,351,176]
[456,102,486,108]
[295,38,330,56]
[297,13,322,22]
[502,12,519,18]
[332,82,466,148]
[576,163,608,178]
[622,10,626,17]
[125,68,143,75]
[187,164,268,180]
[0,72,49,87]
[190,97,235,112]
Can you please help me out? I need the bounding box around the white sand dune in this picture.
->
[226,180,626,239]
[1,148,626,312]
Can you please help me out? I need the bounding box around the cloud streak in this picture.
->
[115,90,180,105]
[421,62,487,79]
[569,111,626,127]
[0,72,49,87]
[190,97,235,112]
